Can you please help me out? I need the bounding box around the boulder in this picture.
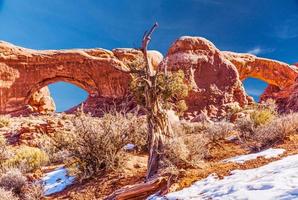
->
[28,87,56,114]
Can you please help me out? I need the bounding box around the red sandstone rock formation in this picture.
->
[223,52,298,89]
[161,36,250,118]
[259,63,298,113]
[0,41,131,115]
[0,42,164,116]
[28,87,56,113]
[222,52,298,114]
[1,37,298,117]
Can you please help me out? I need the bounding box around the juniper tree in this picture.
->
[129,23,189,180]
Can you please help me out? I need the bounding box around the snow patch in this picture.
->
[124,143,136,151]
[224,148,285,164]
[167,110,180,124]
[42,167,75,196]
[150,153,298,200]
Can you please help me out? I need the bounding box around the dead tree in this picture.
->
[140,22,174,180]
[105,23,188,200]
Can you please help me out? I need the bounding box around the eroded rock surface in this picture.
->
[223,52,298,89]
[161,36,251,118]
[0,41,132,115]
[1,37,298,117]
[28,87,56,114]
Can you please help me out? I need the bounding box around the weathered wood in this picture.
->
[140,23,174,180]
[105,177,168,200]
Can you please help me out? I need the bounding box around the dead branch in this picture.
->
[104,177,168,200]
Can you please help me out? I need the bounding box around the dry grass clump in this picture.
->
[176,121,209,135]
[36,135,70,164]
[53,112,147,179]
[248,100,277,127]
[204,121,234,144]
[5,146,49,173]
[163,121,231,171]
[0,187,19,200]
[0,168,43,200]
[250,108,276,127]
[22,183,44,200]
[0,135,10,165]
[0,115,10,128]
[253,113,298,149]
[0,169,26,195]
[235,100,277,142]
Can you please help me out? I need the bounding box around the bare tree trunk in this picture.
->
[141,23,173,180]
[104,23,174,200]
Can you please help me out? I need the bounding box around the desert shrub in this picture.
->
[248,100,277,127]
[175,121,208,135]
[250,109,276,126]
[22,183,44,200]
[36,134,70,164]
[0,187,19,200]
[162,121,211,171]
[0,135,9,166]
[184,134,210,160]
[121,114,147,152]
[54,112,147,179]
[253,113,298,148]
[0,169,27,195]
[235,116,256,141]
[204,121,234,143]
[235,100,277,141]
[162,133,209,174]
[5,146,49,172]
[163,136,191,168]
[0,115,10,128]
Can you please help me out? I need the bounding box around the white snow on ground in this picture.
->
[224,148,285,164]
[124,143,136,151]
[42,167,75,196]
[150,153,298,200]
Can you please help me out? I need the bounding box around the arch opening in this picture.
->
[48,82,89,112]
[243,78,268,102]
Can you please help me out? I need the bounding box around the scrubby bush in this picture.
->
[5,146,49,172]
[0,187,19,200]
[175,121,208,135]
[36,134,70,164]
[162,121,212,170]
[0,169,27,195]
[0,115,10,128]
[0,135,9,166]
[22,183,44,200]
[235,116,256,141]
[250,109,275,126]
[163,136,191,168]
[254,113,298,148]
[235,100,277,142]
[248,100,277,126]
[164,120,234,169]
[204,121,234,144]
[53,112,147,179]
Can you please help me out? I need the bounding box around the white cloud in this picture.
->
[247,47,262,55]
[246,47,274,55]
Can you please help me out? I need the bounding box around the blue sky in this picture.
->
[1,0,298,111]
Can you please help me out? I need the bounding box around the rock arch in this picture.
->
[161,36,298,117]
[1,37,297,117]
[223,51,298,89]
[0,41,131,115]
